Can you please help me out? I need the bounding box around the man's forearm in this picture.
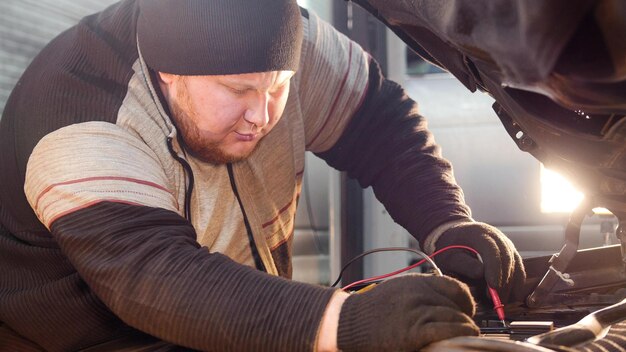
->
[50,202,336,351]
[316,291,349,352]
[317,58,471,243]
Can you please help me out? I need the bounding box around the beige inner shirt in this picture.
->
[187,154,255,268]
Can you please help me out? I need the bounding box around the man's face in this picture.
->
[159,70,294,164]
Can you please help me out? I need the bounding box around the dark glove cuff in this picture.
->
[423,218,474,253]
[337,293,376,352]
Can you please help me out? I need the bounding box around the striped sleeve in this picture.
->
[298,12,370,153]
[316,59,472,243]
[24,121,179,229]
[49,202,335,351]
[295,11,471,241]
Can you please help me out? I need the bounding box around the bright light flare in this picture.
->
[540,165,584,213]
[540,165,610,214]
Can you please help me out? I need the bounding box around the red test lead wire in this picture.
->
[341,244,507,325]
[488,286,506,326]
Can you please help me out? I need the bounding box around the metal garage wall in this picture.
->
[0,0,118,116]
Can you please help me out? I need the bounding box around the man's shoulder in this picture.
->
[2,0,142,137]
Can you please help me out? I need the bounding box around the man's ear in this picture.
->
[158,71,176,85]
[156,72,178,102]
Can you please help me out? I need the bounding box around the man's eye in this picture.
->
[230,88,247,95]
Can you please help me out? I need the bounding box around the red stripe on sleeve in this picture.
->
[35,176,173,209]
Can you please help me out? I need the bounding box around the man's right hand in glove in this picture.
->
[316,274,479,352]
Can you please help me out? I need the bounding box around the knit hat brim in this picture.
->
[137,0,303,75]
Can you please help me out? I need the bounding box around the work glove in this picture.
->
[337,274,479,352]
[433,221,526,303]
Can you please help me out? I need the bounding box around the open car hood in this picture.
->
[352,0,626,215]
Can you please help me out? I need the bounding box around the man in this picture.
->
[0,0,525,351]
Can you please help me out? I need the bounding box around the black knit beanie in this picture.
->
[137,0,303,75]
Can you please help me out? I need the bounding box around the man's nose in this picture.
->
[244,93,270,129]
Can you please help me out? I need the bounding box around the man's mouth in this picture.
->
[234,131,259,142]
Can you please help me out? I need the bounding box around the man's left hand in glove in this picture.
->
[424,221,527,303]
